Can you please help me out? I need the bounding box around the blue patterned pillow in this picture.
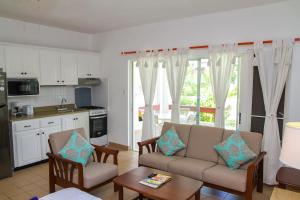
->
[59,131,94,166]
[214,133,256,169]
[157,127,185,156]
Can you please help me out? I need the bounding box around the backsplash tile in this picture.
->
[7,86,75,109]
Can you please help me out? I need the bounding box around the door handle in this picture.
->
[90,116,106,119]
[48,122,54,124]
[24,125,31,128]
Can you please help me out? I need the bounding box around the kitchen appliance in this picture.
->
[0,72,13,179]
[22,105,34,116]
[78,78,101,86]
[10,102,22,114]
[79,106,108,146]
[7,78,39,96]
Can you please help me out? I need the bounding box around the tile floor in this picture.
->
[0,150,274,200]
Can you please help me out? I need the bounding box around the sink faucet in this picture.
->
[60,97,67,108]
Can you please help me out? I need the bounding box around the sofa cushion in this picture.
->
[186,125,224,162]
[73,162,118,188]
[160,122,192,156]
[157,127,186,156]
[168,158,216,180]
[138,152,180,171]
[203,165,247,192]
[214,133,256,169]
[218,130,262,169]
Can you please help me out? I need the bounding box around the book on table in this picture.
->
[139,173,172,189]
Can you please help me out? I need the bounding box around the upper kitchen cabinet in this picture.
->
[77,53,101,78]
[40,50,78,86]
[60,52,78,85]
[39,49,61,85]
[5,46,39,78]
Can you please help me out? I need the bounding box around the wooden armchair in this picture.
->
[47,128,119,193]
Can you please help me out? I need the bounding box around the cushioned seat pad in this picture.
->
[203,165,247,192]
[168,158,216,180]
[138,152,181,171]
[73,162,118,188]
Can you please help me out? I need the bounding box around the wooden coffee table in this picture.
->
[113,166,203,200]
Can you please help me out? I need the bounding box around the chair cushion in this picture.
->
[214,133,256,169]
[157,127,185,156]
[160,123,192,156]
[218,130,262,169]
[186,125,224,162]
[73,162,118,189]
[168,158,216,180]
[138,152,180,171]
[203,165,247,192]
[49,128,87,154]
[59,131,94,166]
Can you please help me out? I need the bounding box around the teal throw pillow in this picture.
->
[157,127,185,156]
[214,133,256,169]
[59,131,94,166]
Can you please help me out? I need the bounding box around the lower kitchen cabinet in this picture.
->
[14,129,42,167]
[12,112,89,168]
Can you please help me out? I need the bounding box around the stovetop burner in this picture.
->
[79,106,105,110]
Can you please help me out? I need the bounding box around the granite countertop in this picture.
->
[10,104,89,122]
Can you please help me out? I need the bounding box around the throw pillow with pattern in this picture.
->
[157,127,185,156]
[214,133,256,169]
[58,131,94,166]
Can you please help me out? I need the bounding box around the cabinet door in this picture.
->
[5,46,23,78]
[89,54,101,78]
[40,50,61,85]
[15,129,42,167]
[60,52,78,85]
[77,54,90,78]
[40,126,61,160]
[75,112,90,139]
[22,47,39,78]
[61,114,76,131]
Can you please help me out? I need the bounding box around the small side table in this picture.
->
[276,167,300,189]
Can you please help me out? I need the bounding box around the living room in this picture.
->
[0,0,300,200]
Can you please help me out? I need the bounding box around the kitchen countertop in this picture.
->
[10,104,89,122]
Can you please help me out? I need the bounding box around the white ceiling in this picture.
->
[0,0,286,33]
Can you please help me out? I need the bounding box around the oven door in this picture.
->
[90,115,107,138]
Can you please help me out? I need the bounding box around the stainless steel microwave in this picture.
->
[7,78,39,96]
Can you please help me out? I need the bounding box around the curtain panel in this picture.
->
[164,49,189,123]
[254,40,293,185]
[137,51,160,141]
[208,44,238,128]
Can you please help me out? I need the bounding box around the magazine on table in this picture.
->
[139,173,172,189]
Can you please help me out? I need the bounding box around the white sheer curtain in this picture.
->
[164,49,189,123]
[209,44,237,128]
[137,52,159,141]
[254,40,293,185]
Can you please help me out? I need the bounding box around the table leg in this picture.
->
[118,185,124,200]
[195,189,200,200]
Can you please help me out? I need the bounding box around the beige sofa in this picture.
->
[138,122,266,200]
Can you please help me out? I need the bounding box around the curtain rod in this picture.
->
[121,38,300,55]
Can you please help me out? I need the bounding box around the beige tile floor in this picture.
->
[0,150,274,200]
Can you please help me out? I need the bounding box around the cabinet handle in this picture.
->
[48,122,54,124]
[21,72,24,75]
[37,133,40,136]
[42,132,45,135]
[24,72,27,75]
[24,125,31,128]
[57,80,60,83]
[62,80,65,83]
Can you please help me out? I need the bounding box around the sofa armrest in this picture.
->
[92,145,119,165]
[47,153,84,187]
[246,151,266,193]
[137,137,160,156]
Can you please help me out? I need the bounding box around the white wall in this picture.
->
[92,0,300,146]
[0,17,93,50]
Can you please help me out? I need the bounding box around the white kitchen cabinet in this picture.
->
[60,52,78,85]
[15,129,42,167]
[40,49,61,85]
[5,46,39,78]
[62,112,90,139]
[40,49,78,85]
[40,126,61,160]
[77,53,101,78]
